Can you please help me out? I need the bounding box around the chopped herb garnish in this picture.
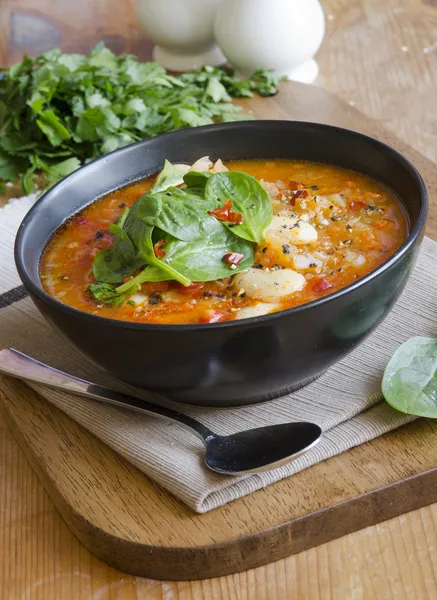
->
[0,44,283,194]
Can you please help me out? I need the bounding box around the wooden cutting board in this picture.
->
[2,81,437,581]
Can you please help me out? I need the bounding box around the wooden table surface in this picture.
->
[1,0,437,598]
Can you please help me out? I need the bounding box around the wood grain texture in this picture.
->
[1,0,437,597]
[4,372,437,581]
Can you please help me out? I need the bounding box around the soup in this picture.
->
[41,158,408,324]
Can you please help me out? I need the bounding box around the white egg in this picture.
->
[234,268,306,302]
[236,302,279,320]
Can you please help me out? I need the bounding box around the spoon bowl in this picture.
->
[0,348,322,476]
[205,423,322,475]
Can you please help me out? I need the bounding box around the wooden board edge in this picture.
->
[2,383,437,580]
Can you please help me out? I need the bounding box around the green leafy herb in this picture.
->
[150,159,190,193]
[183,171,212,189]
[88,160,277,305]
[129,187,219,241]
[205,172,273,244]
[88,265,169,305]
[92,223,141,283]
[382,337,437,417]
[123,211,191,286]
[160,228,254,282]
[0,44,283,193]
[88,282,129,307]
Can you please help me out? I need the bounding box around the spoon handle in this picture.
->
[0,348,215,443]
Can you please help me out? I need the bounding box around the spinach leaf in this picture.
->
[123,211,191,285]
[89,265,169,306]
[88,282,128,307]
[92,223,142,283]
[150,159,190,193]
[382,337,437,417]
[116,206,130,228]
[205,172,272,244]
[161,227,254,281]
[183,170,212,189]
[129,187,219,241]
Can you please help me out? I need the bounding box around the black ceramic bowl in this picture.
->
[15,121,427,407]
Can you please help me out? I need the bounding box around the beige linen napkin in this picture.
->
[1,196,434,513]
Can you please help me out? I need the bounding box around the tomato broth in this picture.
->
[41,159,408,324]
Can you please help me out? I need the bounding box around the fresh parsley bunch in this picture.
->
[0,42,282,194]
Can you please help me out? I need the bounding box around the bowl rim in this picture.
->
[15,119,428,332]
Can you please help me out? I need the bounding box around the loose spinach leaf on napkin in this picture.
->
[0,44,283,193]
[382,336,437,417]
[205,172,273,244]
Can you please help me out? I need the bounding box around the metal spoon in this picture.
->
[0,348,322,475]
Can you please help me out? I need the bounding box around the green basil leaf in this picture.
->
[205,172,273,244]
[93,223,142,283]
[161,227,255,281]
[382,337,437,417]
[129,186,219,241]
